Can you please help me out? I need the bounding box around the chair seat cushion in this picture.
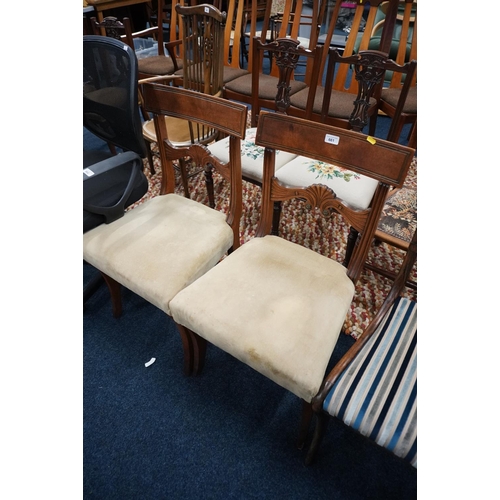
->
[170,235,355,402]
[290,87,377,118]
[83,194,234,315]
[275,156,379,210]
[208,127,297,183]
[223,66,250,83]
[224,73,307,99]
[381,86,417,114]
[323,297,417,467]
[143,116,215,145]
[138,55,183,76]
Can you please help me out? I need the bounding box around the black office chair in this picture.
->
[83,35,149,233]
[83,35,149,301]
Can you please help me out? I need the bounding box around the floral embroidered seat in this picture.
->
[275,156,379,211]
[208,127,297,184]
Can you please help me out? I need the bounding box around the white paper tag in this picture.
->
[324,134,339,145]
[83,168,95,177]
[204,6,209,13]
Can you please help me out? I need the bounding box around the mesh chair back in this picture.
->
[83,35,147,157]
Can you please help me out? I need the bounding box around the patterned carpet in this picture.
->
[135,146,417,340]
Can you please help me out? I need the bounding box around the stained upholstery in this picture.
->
[83,194,234,315]
[170,235,355,402]
[323,297,417,467]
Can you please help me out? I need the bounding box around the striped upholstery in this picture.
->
[323,297,417,467]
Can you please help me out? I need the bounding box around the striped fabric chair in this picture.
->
[306,230,417,467]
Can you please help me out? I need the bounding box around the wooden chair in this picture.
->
[82,85,247,375]
[140,2,226,197]
[305,230,417,467]
[221,0,251,84]
[224,0,324,118]
[206,37,324,207]
[124,0,184,81]
[285,0,400,129]
[368,0,417,145]
[168,112,415,446]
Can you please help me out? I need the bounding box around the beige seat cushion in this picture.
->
[170,235,355,402]
[275,155,379,210]
[83,194,234,315]
[208,127,297,183]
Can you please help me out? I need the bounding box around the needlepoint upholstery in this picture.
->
[170,235,355,402]
[83,194,233,315]
[208,127,298,183]
[323,297,417,467]
[275,156,379,210]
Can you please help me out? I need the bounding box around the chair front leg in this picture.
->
[305,411,329,466]
[343,226,359,267]
[175,323,194,376]
[101,272,122,318]
[297,400,313,450]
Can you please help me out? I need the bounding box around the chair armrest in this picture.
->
[83,151,145,225]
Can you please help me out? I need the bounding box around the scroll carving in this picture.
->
[349,52,387,131]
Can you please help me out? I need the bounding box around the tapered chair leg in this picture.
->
[271,201,282,236]
[101,272,123,318]
[204,165,215,209]
[190,329,207,376]
[297,400,313,450]
[178,158,191,199]
[305,412,329,466]
[176,324,207,376]
[343,226,359,267]
[176,323,194,376]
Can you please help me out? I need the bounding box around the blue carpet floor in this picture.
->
[84,268,416,499]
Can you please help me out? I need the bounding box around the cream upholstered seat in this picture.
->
[171,234,354,401]
[169,112,415,445]
[83,86,247,374]
[83,194,233,316]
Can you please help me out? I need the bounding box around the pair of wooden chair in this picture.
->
[83,71,415,459]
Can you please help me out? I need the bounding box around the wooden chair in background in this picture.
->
[207,37,323,205]
[305,229,417,467]
[83,86,248,375]
[169,112,415,449]
[368,0,417,146]
[224,0,325,117]
[140,2,226,197]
